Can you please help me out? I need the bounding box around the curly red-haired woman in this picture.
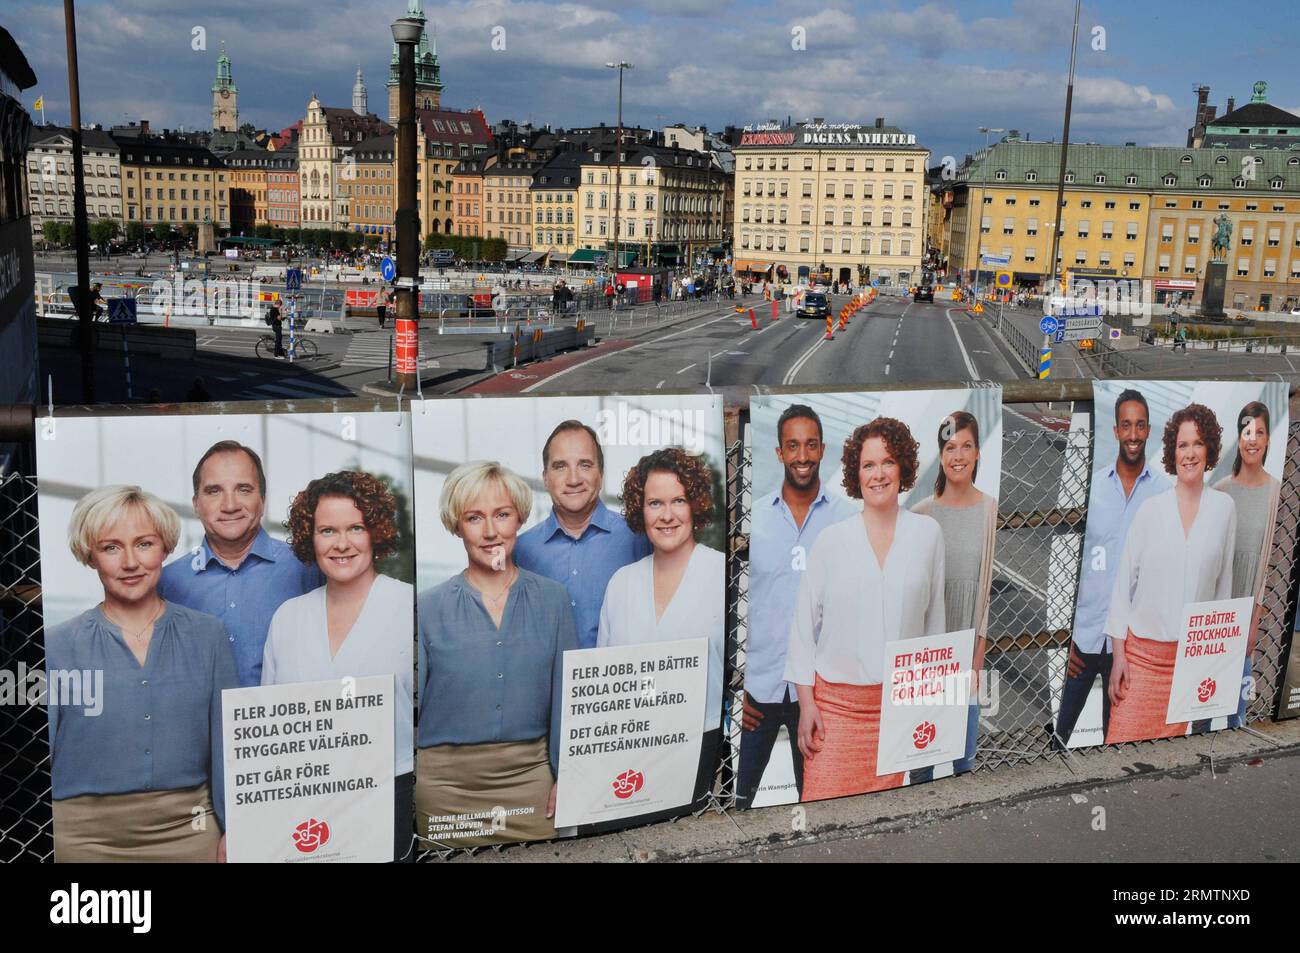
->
[1105,403,1237,744]
[261,470,415,861]
[783,418,948,801]
[597,448,725,806]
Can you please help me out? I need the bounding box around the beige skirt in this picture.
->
[53,783,221,863]
[415,737,556,848]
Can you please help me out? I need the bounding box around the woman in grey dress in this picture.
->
[1212,401,1281,727]
[910,411,998,777]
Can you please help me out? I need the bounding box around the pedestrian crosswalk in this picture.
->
[342,332,439,369]
[205,371,354,400]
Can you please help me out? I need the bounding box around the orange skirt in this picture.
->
[1105,633,1188,744]
[802,675,905,802]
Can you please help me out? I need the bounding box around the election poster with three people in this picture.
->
[739,388,1002,808]
[409,394,726,846]
[1055,380,1287,748]
[35,408,415,863]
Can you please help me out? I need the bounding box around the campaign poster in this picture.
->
[223,675,395,863]
[878,629,977,775]
[1057,381,1287,748]
[741,388,1002,808]
[35,406,415,862]
[555,639,706,828]
[411,394,725,847]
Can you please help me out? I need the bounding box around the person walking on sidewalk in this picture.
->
[376,289,392,329]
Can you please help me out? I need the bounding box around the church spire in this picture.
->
[352,64,369,115]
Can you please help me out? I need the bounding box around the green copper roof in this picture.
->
[963,139,1300,194]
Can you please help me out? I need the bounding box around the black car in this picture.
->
[913,285,935,303]
[797,291,832,319]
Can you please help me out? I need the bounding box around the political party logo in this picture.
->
[912,721,937,750]
[292,817,331,853]
[612,769,645,800]
[1197,678,1217,703]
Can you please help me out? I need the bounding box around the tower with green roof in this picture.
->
[211,45,238,132]
[386,0,443,123]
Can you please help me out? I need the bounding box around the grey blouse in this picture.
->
[416,568,579,774]
[1218,479,1274,600]
[45,601,238,826]
[921,500,988,632]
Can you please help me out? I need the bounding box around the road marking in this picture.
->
[521,309,735,393]
[885,363,891,375]
[656,380,665,389]
[782,335,827,385]
[676,363,696,374]
[888,350,894,360]
[944,308,980,378]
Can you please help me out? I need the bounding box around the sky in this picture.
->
[5,0,1299,164]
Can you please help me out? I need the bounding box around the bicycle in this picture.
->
[255,334,318,361]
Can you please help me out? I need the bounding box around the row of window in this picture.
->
[30,160,119,178]
[981,218,1140,240]
[1160,224,1300,247]
[992,155,1300,185]
[739,233,915,255]
[580,218,715,239]
[128,206,228,222]
[744,208,915,227]
[131,187,219,201]
[743,155,918,173]
[36,203,120,217]
[743,182,916,200]
[534,231,574,246]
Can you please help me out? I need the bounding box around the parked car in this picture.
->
[797,291,832,319]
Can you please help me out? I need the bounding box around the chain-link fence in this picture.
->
[3,396,1299,863]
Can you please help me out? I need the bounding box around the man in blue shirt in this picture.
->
[158,440,323,687]
[1056,389,1169,747]
[739,404,856,808]
[515,421,651,650]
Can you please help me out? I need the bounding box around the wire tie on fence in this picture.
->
[692,790,743,833]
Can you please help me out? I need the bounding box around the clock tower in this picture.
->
[387,0,443,123]
[212,46,238,132]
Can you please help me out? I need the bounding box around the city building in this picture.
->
[225,147,298,232]
[576,142,727,268]
[948,137,1300,310]
[484,157,542,251]
[530,149,583,264]
[298,92,393,229]
[349,134,394,244]
[386,0,443,123]
[1189,80,1300,150]
[116,131,228,228]
[731,118,930,286]
[451,153,487,238]
[211,47,238,133]
[415,106,491,238]
[26,125,122,240]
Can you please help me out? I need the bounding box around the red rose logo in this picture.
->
[913,721,937,749]
[1197,678,1217,703]
[612,769,645,799]
[292,817,330,853]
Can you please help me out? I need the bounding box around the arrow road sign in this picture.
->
[1064,316,1103,331]
[1040,316,1060,335]
[1061,328,1101,341]
[380,256,397,282]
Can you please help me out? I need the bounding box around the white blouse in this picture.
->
[597,544,725,731]
[784,510,947,687]
[1104,487,1236,644]
[263,573,414,775]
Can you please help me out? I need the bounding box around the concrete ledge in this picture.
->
[444,719,1300,863]
[37,316,196,360]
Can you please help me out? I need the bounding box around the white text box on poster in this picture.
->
[1167,598,1252,723]
[223,674,394,863]
[555,639,706,828]
[878,629,976,775]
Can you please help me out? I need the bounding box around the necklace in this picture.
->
[477,566,517,606]
[103,598,165,642]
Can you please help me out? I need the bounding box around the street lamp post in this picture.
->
[391,16,423,391]
[973,125,1004,303]
[606,62,632,281]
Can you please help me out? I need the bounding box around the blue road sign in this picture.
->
[285,267,303,292]
[1054,329,1065,344]
[1040,316,1060,335]
[107,298,137,325]
[380,256,397,282]
[871,279,879,288]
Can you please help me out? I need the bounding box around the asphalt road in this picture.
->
[472,293,1028,395]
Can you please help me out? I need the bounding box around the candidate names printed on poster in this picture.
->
[223,675,395,863]
[556,639,706,827]
[878,629,976,775]
[1166,598,1252,723]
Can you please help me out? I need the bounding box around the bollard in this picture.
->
[749,308,757,329]
[771,299,778,322]
[825,314,834,340]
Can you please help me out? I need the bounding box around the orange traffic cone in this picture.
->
[749,308,757,329]
[825,315,834,340]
